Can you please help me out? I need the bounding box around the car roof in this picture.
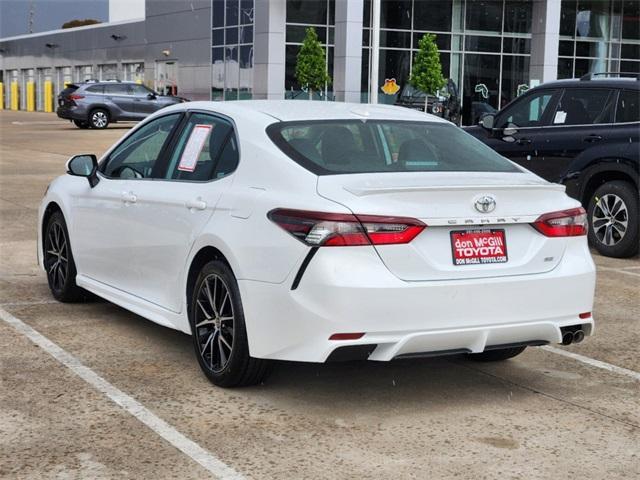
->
[172,100,450,123]
[533,78,640,90]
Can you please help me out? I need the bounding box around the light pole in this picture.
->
[369,0,380,104]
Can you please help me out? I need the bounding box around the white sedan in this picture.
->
[38,101,596,387]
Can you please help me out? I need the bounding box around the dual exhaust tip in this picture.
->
[561,326,586,345]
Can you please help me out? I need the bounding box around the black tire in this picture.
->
[73,119,90,129]
[88,108,110,129]
[43,211,86,302]
[587,180,639,258]
[190,260,270,387]
[467,346,526,362]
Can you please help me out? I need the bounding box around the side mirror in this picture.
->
[479,113,495,130]
[147,93,157,100]
[66,154,99,188]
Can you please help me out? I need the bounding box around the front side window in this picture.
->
[552,88,615,126]
[616,90,640,123]
[130,84,154,96]
[165,113,238,181]
[102,114,181,179]
[499,90,557,128]
[268,120,520,175]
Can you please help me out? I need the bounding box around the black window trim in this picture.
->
[153,109,241,184]
[98,111,186,181]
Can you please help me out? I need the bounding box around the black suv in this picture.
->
[395,79,462,125]
[57,80,188,129]
[466,74,639,258]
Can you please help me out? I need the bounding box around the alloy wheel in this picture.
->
[194,274,235,373]
[44,222,69,291]
[592,193,628,246]
[91,111,108,128]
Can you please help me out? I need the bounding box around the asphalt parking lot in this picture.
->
[0,109,638,479]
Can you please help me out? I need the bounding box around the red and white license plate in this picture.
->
[450,229,508,265]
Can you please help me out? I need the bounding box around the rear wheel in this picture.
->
[44,211,86,302]
[73,119,90,129]
[190,260,270,387]
[587,180,639,258]
[88,109,109,129]
[467,346,526,362]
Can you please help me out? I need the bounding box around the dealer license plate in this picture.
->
[450,229,508,265]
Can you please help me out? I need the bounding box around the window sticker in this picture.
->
[554,111,567,124]
[178,124,213,172]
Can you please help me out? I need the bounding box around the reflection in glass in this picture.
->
[462,53,500,124]
[381,0,412,29]
[465,0,503,33]
[503,0,531,33]
[501,55,530,109]
[413,0,452,31]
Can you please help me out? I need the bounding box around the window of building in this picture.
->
[212,0,254,101]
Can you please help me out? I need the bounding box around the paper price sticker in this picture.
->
[178,124,213,172]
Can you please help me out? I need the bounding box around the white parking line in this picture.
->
[542,346,640,382]
[597,266,640,278]
[0,306,245,480]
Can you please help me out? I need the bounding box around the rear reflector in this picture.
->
[268,209,425,247]
[579,312,592,319]
[329,333,365,340]
[532,207,588,237]
[68,94,85,101]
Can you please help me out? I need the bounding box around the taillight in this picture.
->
[532,207,588,237]
[68,94,85,101]
[268,209,426,246]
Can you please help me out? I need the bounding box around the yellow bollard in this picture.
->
[44,80,53,113]
[26,81,35,112]
[0,82,4,110]
[11,82,19,110]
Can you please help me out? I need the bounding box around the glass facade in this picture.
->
[362,0,534,124]
[285,0,335,99]
[558,0,640,79]
[212,0,255,100]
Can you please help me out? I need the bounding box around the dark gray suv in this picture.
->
[57,81,188,129]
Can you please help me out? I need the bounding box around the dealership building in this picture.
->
[0,0,639,125]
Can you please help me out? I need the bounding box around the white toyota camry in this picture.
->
[38,101,596,387]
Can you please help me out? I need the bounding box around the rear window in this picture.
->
[267,120,520,175]
[85,85,104,94]
[616,90,640,123]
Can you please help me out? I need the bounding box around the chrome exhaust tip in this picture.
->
[573,330,585,344]
[562,331,574,345]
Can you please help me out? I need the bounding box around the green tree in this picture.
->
[409,33,446,112]
[295,27,331,100]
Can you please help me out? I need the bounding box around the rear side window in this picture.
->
[268,121,521,175]
[104,84,129,95]
[616,90,640,123]
[85,85,104,94]
[552,88,615,125]
[165,113,238,181]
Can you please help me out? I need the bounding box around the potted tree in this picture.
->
[409,33,446,113]
[295,27,331,100]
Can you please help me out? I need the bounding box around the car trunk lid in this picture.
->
[317,171,574,281]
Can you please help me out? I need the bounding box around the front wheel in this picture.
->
[466,346,526,362]
[190,260,270,387]
[587,180,639,258]
[44,211,86,302]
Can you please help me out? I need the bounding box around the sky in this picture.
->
[0,0,109,38]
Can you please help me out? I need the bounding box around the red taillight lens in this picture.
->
[268,209,426,247]
[68,94,85,101]
[532,207,588,237]
[329,333,365,340]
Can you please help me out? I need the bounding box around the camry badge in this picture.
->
[474,195,497,214]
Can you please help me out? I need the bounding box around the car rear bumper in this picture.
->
[56,106,84,120]
[238,238,596,362]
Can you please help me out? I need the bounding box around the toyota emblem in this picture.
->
[474,195,497,213]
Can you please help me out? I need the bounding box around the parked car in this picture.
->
[56,80,188,129]
[395,79,461,124]
[465,74,639,258]
[39,101,595,387]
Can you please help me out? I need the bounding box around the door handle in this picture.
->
[121,191,137,204]
[186,198,207,211]
[583,134,603,143]
[516,138,532,145]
